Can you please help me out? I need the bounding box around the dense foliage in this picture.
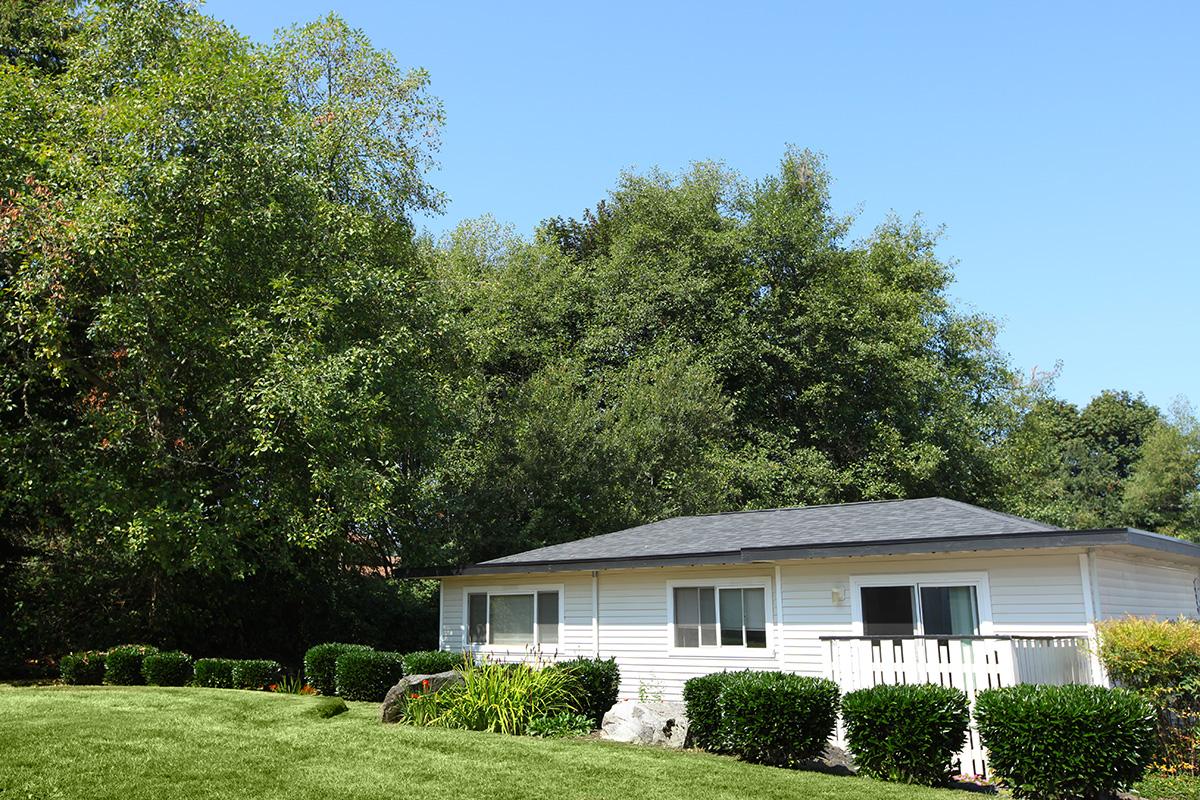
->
[59,650,105,685]
[401,650,461,676]
[141,650,194,687]
[403,658,577,735]
[526,711,594,738]
[1098,617,1200,771]
[104,644,158,686]
[334,649,405,702]
[304,643,374,696]
[193,658,236,689]
[552,657,621,727]
[682,672,742,752]
[230,660,283,691]
[975,684,1156,799]
[2,0,1198,674]
[840,683,970,786]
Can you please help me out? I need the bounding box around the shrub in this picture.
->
[975,684,1156,799]
[230,659,283,691]
[527,711,595,738]
[104,644,159,685]
[59,651,106,685]
[306,696,349,719]
[552,657,620,728]
[841,683,970,786]
[683,671,744,752]
[404,657,576,735]
[335,649,406,702]
[141,651,194,687]
[303,643,373,696]
[715,671,840,767]
[193,658,236,689]
[402,650,461,676]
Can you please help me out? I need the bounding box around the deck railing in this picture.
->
[822,635,1094,776]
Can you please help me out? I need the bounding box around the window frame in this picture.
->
[665,576,774,656]
[849,571,993,637]
[461,583,565,650]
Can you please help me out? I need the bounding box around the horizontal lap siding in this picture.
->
[1096,556,1198,619]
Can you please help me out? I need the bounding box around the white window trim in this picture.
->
[665,576,775,657]
[849,571,994,637]
[461,583,566,652]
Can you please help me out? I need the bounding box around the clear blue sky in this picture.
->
[206,0,1199,412]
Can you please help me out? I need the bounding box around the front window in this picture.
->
[673,586,767,648]
[467,590,560,646]
[860,582,980,637]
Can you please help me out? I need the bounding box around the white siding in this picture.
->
[441,548,1096,702]
[1095,555,1199,619]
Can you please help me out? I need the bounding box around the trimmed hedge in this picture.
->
[716,672,840,767]
[975,684,1156,799]
[553,657,620,728]
[193,658,236,689]
[402,650,460,677]
[59,650,106,685]
[335,649,405,702]
[683,671,742,752]
[304,643,373,696]
[841,683,970,786]
[104,644,159,685]
[230,659,283,691]
[142,650,194,687]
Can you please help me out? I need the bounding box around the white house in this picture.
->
[436,497,1200,771]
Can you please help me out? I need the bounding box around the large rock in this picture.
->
[599,700,689,748]
[380,670,463,723]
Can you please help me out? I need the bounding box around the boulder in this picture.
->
[599,700,689,748]
[379,670,463,723]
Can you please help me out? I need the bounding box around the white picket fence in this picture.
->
[824,636,1094,776]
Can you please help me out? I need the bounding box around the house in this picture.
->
[436,497,1200,770]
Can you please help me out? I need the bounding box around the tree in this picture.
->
[1123,401,1200,538]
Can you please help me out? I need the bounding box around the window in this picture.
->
[855,577,983,637]
[673,586,767,648]
[466,589,561,646]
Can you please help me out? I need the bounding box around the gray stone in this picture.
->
[599,700,689,748]
[380,670,463,723]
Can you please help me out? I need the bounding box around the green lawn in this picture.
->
[0,686,981,800]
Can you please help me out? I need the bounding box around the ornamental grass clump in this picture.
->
[841,683,970,786]
[403,657,577,736]
[974,684,1156,799]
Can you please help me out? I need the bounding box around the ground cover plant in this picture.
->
[0,686,974,800]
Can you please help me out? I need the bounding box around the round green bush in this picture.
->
[230,659,282,691]
[335,649,405,702]
[59,650,106,685]
[303,643,373,696]
[141,650,194,686]
[551,657,620,728]
[841,683,970,786]
[975,684,1156,799]
[193,658,237,689]
[104,644,159,685]
[683,671,743,752]
[715,671,840,767]
[401,650,460,677]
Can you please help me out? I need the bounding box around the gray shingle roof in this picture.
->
[480,497,1061,567]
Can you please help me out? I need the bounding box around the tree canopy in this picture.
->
[1,0,1196,673]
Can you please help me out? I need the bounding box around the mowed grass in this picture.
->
[0,686,981,800]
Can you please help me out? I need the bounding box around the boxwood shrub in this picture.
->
[552,657,620,727]
[975,684,1156,799]
[335,649,405,702]
[230,659,283,691]
[104,644,159,685]
[193,658,237,689]
[682,671,745,752]
[59,650,106,685]
[303,643,373,696]
[141,650,194,687]
[401,650,461,677]
[841,683,970,786]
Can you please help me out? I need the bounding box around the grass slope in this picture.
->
[0,686,975,800]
